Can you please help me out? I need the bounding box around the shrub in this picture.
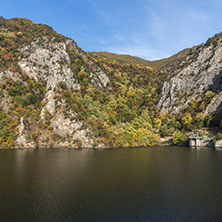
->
[0,90,4,98]
[173,131,188,146]
[79,122,88,130]
[160,124,168,137]
[59,81,67,90]
[216,133,222,141]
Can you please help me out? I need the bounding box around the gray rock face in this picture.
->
[0,70,21,84]
[65,39,110,88]
[40,91,56,117]
[0,91,12,112]
[205,91,222,114]
[18,37,80,90]
[50,110,93,148]
[158,43,222,113]
[0,35,110,148]
[40,111,96,148]
[16,117,36,148]
[202,137,214,147]
[215,140,222,150]
[18,37,110,91]
[215,139,222,149]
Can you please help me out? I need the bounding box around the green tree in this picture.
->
[59,81,67,90]
[153,118,162,130]
[181,113,192,130]
[160,124,168,137]
[173,131,188,145]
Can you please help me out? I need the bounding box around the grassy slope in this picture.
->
[90,48,190,71]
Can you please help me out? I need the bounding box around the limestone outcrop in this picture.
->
[215,139,222,149]
[1,35,110,148]
[158,42,222,114]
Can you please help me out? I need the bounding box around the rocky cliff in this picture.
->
[0,18,163,148]
[0,18,111,148]
[158,34,222,114]
[1,17,222,149]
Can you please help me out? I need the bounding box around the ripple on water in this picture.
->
[0,147,222,221]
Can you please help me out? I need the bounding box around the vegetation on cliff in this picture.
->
[0,17,222,148]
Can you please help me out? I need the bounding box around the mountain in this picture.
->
[0,17,222,149]
[91,48,190,72]
[158,33,222,115]
[0,17,162,148]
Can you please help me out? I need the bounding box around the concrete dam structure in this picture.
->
[189,130,214,148]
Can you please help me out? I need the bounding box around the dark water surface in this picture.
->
[0,146,222,222]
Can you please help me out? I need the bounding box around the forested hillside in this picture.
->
[0,17,222,148]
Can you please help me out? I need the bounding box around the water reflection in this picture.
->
[0,147,222,221]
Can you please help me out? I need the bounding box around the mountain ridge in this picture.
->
[90,48,190,71]
[1,17,222,148]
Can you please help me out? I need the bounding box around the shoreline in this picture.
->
[0,144,216,150]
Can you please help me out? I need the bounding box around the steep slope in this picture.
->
[0,18,110,148]
[151,48,190,72]
[0,18,161,148]
[1,17,222,149]
[158,33,222,114]
[92,36,222,132]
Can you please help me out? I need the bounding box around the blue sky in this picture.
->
[1,0,222,60]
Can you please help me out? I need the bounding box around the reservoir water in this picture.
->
[0,146,222,221]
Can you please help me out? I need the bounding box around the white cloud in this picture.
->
[69,0,222,61]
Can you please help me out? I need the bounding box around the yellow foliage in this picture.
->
[126,87,135,97]
[182,113,192,125]
[153,118,162,130]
